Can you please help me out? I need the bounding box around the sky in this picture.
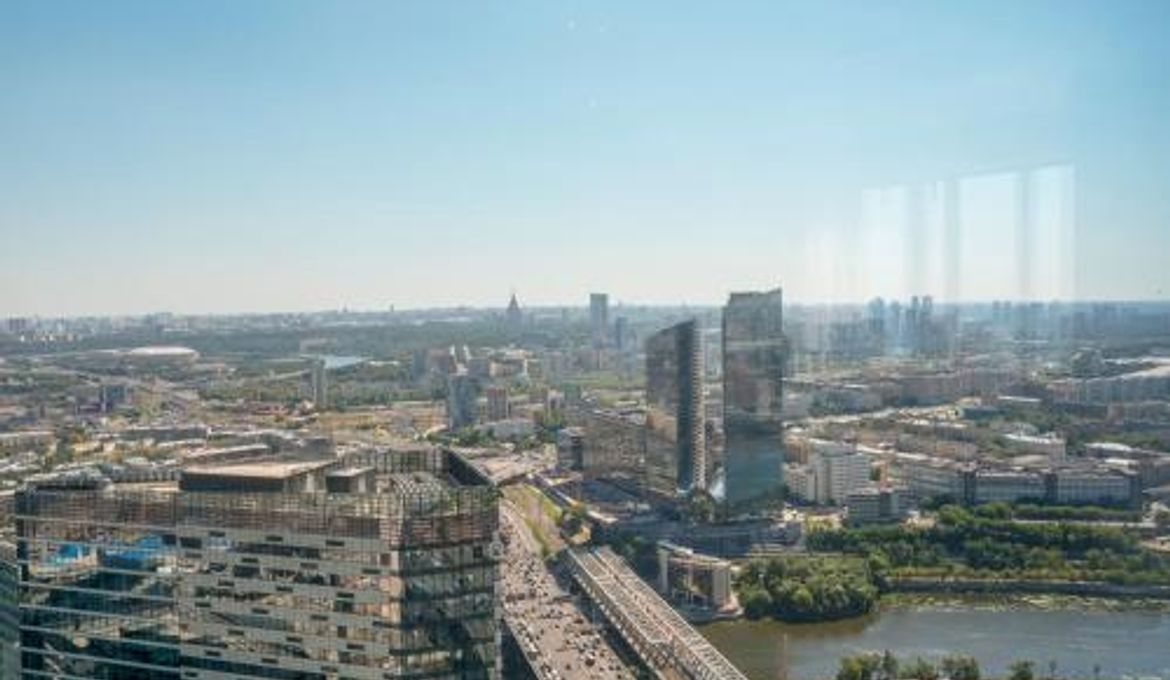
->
[2,0,1169,316]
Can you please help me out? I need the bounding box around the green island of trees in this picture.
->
[736,555,878,622]
[808,505,1170,586]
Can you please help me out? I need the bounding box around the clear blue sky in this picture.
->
[2,1,1168,316]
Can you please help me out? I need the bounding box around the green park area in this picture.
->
[808,505,1170,586]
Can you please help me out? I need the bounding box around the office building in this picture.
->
[817,449,872,504]
[1048,362,1170,405]
[721,287,786,510]
[785,464,816,504]
[468,357,492,380]
[556,427,586,472]
[846,487,905,526]
[99,383,129,413]
[644,320,705,497]
[973,470,1046,503]
[310,358,329,408]
[15,448,501,679]
[447,374,480,430]
[786,447,872,505]
[0,541,17,679]
[5,318,30,336]
[578,409,645,479]
[485,386,510,422]
[614,316,629,351]
[892,453,968,502]
[655,542,734,613]
[1052,468,1136,506]
[590,293,609,348]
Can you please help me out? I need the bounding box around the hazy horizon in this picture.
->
[4,1,1170,316]
[9,293,1170,322]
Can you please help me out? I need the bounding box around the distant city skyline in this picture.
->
[9,294,1170,323]
[3,1,1169,316]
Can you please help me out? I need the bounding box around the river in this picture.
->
[700,596,1170,680]
[304,354,367,369]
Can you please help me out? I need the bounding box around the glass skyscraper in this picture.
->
[644,319,705,498]
[0,539,18,679]
[15,448,500,679]
[721,287,786,511]
[590,293,609,349]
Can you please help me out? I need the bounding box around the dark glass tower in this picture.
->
[644,319,705,497]
[590,293,609,348]
[721,287,786,510]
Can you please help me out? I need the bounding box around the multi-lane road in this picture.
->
[499,501,633,680]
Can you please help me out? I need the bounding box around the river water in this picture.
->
[700,597,1170,680]
[305,354,367,369]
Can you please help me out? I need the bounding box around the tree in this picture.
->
[838,656,867,680]
[900,657,938,680]
[837,653,882,680]
[867,551,891,577]
[49,438,75,470]
[979,502,1012,520]
[686,490,717,524]
[735,555,878,623]
[739,586,773,620]
[1009,661,1036,680]
[941,654,980,680]
[1154,509,1170,534]
[560,503,588,536]
[880,650,899,680]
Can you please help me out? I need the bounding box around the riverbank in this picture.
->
[734,554,1170,629]
[886,576,1170,599]
[733,576,1170,625]
[700,594,1170,680]
[879,591,1170,613]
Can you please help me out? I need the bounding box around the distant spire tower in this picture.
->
[506,290,522,329]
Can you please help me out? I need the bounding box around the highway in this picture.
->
[499,502,633,680]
